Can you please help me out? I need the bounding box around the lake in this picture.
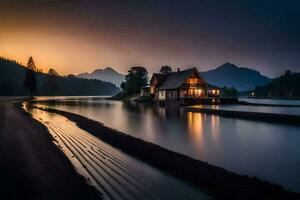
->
[34,96,300,192]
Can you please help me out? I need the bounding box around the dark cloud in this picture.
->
[0,0,299,76]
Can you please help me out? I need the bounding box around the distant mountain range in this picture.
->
[77,67,125,87]
[0,58,120,96]
[76,63,271,91]
[200,63,271,91]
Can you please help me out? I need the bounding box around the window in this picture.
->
[211,89,220,95]
[187,78,199,84]
[188,89,203,97]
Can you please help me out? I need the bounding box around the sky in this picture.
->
[0,0,299,77]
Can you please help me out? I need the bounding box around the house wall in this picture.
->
[179,89,187,98]
[186,71,207,87]
[166,90,178,100]
[207,89,220,97]
[158,90,166,100]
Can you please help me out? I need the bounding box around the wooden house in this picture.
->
[150,68,220,104]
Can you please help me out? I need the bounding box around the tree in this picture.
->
[124,66,148,95]
[221,87,237,97]
[120,82,126,92]
[26,56,36,71]
[45,68,59,95]
[159,65,172,74]
[66,74,76,78]
[23,67,37,97]
[48,68,59,76]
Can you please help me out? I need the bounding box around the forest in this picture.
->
[0,57,120,96]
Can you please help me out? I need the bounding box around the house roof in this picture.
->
[158,68,209,90]
[150,73,168,85]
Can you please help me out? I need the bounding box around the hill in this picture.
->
[0,58,120,96]
[200,63,271,91]
[254,71,300,98]
[77,67,125,87]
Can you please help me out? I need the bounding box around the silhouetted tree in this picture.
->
[1,57,120,96]
[254,70,300,98]
[48,68,59,76]
[124,66,148,95]
[36,68,43,73]
[66,74,76,78]
[221,87,237,97]
[26,56,36,71]
[120,82,126,92]
[45,68,59,95]
[159,65,172,74]
[23,57,37,97]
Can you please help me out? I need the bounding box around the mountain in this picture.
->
[0,58,120,96]
[77,67,125,87]
[254,71,300,98]
[200,63,271,91]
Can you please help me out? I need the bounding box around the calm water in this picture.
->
[34,97,300,192]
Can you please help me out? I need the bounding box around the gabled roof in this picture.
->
[157,68,208,90]
[150,73,168,85]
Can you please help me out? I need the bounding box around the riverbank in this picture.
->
[0,98,101,199]
[187,107,300,126]
[238,100,300,107]
[31,104,300,200]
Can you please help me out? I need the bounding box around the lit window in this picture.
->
[188,78,199,84]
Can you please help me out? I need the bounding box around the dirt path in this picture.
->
[0,98,100,200]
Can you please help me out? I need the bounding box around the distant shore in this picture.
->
[247,96,300,100]
[0,98,101,199]
[187,107,300,126]
[30,103,300,200]
[238,100,300,107]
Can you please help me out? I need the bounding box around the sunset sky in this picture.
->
[0,0,299,77]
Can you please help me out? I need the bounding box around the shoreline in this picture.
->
[238,100,300,107]
[0,98,101,199]
[187,107,300,126]
[31,104,300,200]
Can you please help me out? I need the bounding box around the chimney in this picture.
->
[177,68,180,73]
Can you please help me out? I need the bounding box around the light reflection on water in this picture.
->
[32,97,300,192]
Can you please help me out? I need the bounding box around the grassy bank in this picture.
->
[31,104,299,200]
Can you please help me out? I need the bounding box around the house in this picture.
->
[150,68,221,105]
[140,86,150,96]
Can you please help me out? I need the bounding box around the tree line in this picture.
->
[23,56,60,96]
[254,70,300,98]
[0,56,119,96]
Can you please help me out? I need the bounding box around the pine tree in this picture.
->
[26,56,36,71]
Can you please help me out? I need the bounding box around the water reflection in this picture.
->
[187,112,204,145]
[31,97,300,192]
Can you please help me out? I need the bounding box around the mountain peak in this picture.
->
[77,67,125,87]
[104,67,115,72]
[200,63,271,91]
[217,63,238,70]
